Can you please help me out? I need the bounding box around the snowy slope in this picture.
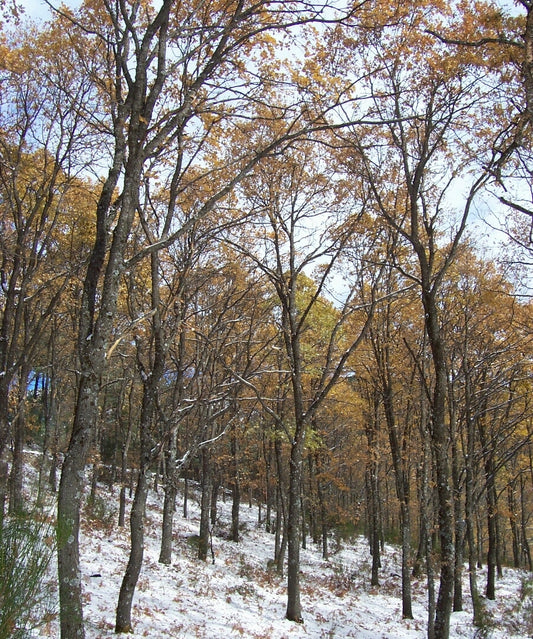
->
[33,475,532,639]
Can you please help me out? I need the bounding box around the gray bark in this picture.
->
[231,432,241,543]
[115,467,149,633]
[465,369,483,626]
[115,238,168,632]
[199,447,212,562]
[58,374,102,639]
[57,3,170,634]
[9,364,29,514]
[286,425,304,623]
[159,434,178,564]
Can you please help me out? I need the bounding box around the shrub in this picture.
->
[0,514,56,639]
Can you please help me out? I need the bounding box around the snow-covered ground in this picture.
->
[31,471,532,639]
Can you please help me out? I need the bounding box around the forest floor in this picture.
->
[26,455,532,638]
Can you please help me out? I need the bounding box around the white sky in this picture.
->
[20,0,80,22]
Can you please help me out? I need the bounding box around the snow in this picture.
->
[31,475,532,639]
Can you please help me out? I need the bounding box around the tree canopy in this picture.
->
[0,2,532,639]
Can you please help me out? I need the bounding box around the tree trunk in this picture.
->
[210,478,219,527]
[432,431,454,639]
[159,431,178,564]
[274,433,287,572]
[263,434,273,533]
[118,400,133,528]
[317,471,328,560]
[364,395,381,588]
[231,432,241,543]
[9,367,28,514]
[464,384,483,626]
[423,292,454,639]
[37,355,56,508]
[199,447,212,562]
[0,380,11,463]
[452,438,463,612]
[520,475,532,570]
[285,424,304,623]
[183,476,189,519]
[115,467,149,633]
[159,480,177,564]
[300,492,307,551]
[508,482,520,568]
[116,245,167,632]
[382,373,413,618]
[58,374,101,639]
[420,434,436,639]
[276,516,288,575]
[366,466,381,587]
[0,460,8,527]
[485,464,497,600]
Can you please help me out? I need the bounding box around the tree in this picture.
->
[363,243,417,617]
[45,2,359,636]
[332,3,512,633]
[227,141,382,622]
[0,22,96,512]
[427,1,533,256]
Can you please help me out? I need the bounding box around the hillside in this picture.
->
[30,471,531,638]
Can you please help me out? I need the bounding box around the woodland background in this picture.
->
[0,1,533,638]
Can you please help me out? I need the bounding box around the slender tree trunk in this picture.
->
[116,246,167,633]
[183,476,189,519]
[0,257,19,462]
[426,525,436,639]
[412,461,425,579]
[210,478,219,527]
[274,433,288,573]
[199,447,212,562]
[276,521,288,575]
[0,460,7,527]
[432,428,454,639]
[382,375,413,618]
[466,470,482,622]
[508,482,520,568]
[263,434,273,533]
[159,480,177,564]
[231,431,241,542]
[364,395,381,588]
[421,433,436,639]
[317,472,328,560]
[300,493,307,551]
[9,365,29,514]
[476,514,483,568]
[496,510,503,579]
[423,293,454,639]
[485,462,497,600]
[520,475,532,570]
[159,432,178,564]
[399,500,413,617]
[118,416,133,529]
[37,350,55,507]
[286,424,304,623]
[118,485,127,529]
[274,487,282,560]
[0,380,11,464]
[118,384,134,528]
[452,438,463,612]
[115,467,149,633]
[366,465,381,587]
[462,349,484,627]
[465,483,483,627]
[58,373,101,639]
